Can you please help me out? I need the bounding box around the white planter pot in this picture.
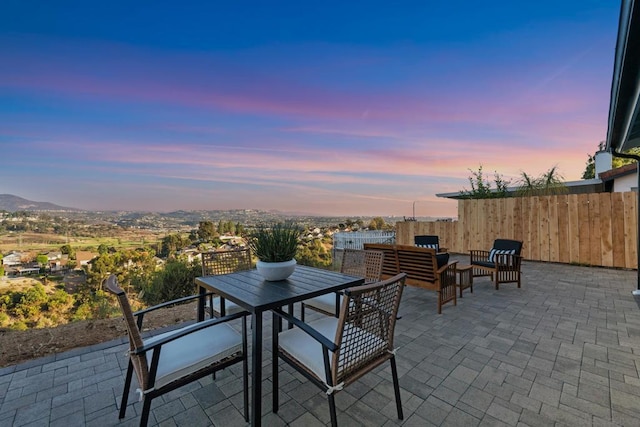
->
[256,259,297,281]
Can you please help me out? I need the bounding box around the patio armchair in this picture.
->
[300,248,384,320]
[105,274,249,427]
[414,234,448,253]
[272,273,407,427]
[470,239,523,289]
[201,248,252,316]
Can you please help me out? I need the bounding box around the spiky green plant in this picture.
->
[248,222,301,262]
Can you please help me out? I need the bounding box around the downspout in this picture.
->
[611,149,640,294]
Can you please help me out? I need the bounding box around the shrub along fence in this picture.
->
[395,192,638,269]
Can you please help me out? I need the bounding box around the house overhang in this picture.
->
[435,179,604,200]
[606,0,640,153]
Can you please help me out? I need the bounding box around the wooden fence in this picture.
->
[396,192,638,269]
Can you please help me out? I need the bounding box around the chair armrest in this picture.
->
[272,308,338,352]
[437,261,458,289]
[133,311,247,355]
[494,253,522,270]
[436,260,457,275]
[133,291,218,317]
[470,250,490,263]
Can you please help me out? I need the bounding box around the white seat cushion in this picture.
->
[304,294,342,315]
[210,297,245,315]
[278,317,339,380]
[279,316,389,383]
[144,322,242,390]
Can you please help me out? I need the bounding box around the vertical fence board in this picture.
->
[568,194,580,264]
[504,197,522,240]
[588,193,602,266]
[521,197,531,259]
[549,195,559,263]
[480,199,490,250]
[624,191,637,268]
[612,192,626,267]
[539,196,550,262]
[529,197,540,261]
[578,194,591,264]
[599,194,614,267]
[557,195,570,263]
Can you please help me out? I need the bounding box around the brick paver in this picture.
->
[2,256,640,425]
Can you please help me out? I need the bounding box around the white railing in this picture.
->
[332,231,396,268]
[332,231,396,250]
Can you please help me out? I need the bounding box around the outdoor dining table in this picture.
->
[194,265,364,427]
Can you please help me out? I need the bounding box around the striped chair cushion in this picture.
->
[488,248,516,263]
[416,243,439,250]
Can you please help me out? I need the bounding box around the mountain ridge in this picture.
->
[0,194,80,212]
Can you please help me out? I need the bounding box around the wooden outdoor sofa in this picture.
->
[363,243,457,314]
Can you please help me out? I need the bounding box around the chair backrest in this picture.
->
[340,249,384,283]
[394,245,438,284]
[202,248,252,276]
[492,239,523,254]
[104,275,150,391]
[331,273,406,386]
[414,235,440,251]
[363,243,399,279]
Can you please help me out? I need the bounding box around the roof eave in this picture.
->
[606,0,640,153]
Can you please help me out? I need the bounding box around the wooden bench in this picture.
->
[363,243,458,314]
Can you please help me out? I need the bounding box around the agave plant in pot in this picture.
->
[248,221,302,281]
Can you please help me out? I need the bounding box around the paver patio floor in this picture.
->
[2,255,640,426]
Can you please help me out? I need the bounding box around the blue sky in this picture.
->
[0,1,621,217]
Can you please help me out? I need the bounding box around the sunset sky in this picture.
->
[0,1,621,218]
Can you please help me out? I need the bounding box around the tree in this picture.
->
[460,165,510,199]
[368,217,387,230]
[582,141,639,179]
[36,254,48,270]
[197,221,217,242]
[159,233,189,258]
[60,244,76,259]
[139,259,201,305]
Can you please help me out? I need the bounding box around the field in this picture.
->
[0,230,163,253]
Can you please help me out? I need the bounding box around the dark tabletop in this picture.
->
[195,265,364,313]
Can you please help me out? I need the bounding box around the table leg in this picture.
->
[197,285,206,322]
[251,312,262,427]
[272,312,279,413]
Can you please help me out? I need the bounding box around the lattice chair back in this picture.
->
[202,248,252,276]
[331,273,406,386]
[105,276,149,391]
[340,249,384,283]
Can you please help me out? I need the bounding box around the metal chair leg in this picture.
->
[391,356,403,420]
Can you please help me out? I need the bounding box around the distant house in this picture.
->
[49,255,69,273]
[2,251,24,266]
[45,251,63,261]
[75,251,98,270]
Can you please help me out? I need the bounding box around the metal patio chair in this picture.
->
[201,247,252,316]
[300,248,384,320]
[105,275,249,426]
[272,273,406,427]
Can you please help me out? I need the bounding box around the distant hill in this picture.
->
[0,194,79,212]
